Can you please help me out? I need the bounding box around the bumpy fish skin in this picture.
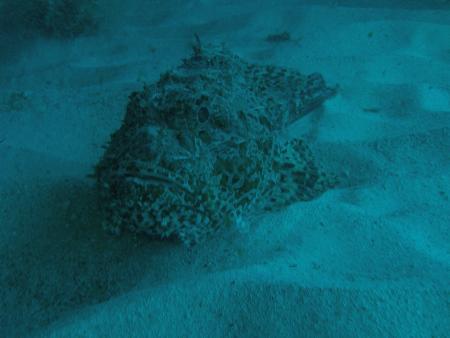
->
[95,43,337,245]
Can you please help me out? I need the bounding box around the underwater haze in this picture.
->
[0,0,449,337]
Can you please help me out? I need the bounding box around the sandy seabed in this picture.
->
[0,1,449,337]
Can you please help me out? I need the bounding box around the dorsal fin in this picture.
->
[193,33,202,57]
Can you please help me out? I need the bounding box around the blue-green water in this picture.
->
[1,1,449,337]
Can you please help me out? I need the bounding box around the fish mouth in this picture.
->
[123,172,193,194]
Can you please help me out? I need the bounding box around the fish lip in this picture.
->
[123,172,194,194]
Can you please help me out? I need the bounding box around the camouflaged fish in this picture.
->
[94,40,338,245]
